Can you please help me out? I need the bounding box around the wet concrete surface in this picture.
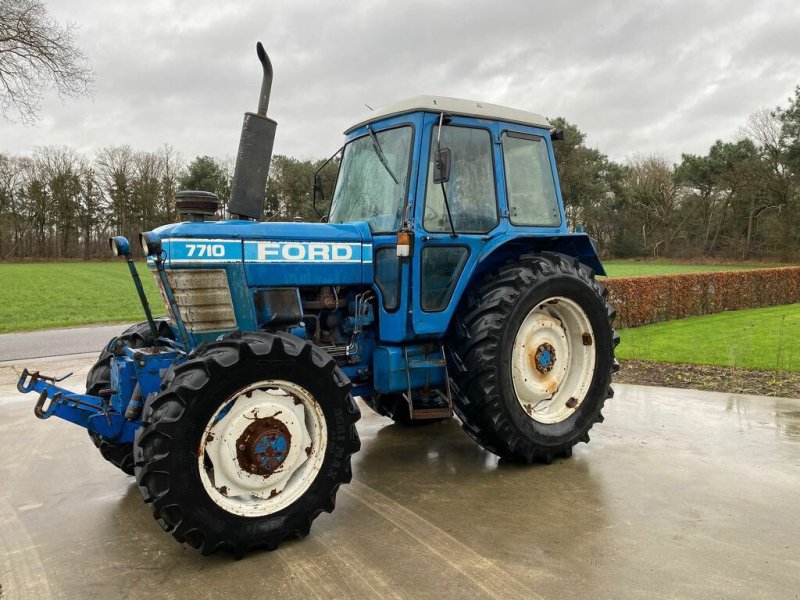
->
[1,355,799,599]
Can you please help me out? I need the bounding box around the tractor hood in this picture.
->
[152,220,374,286]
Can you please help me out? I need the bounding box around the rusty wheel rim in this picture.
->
[197,380,327,517]
[511,296,596,424]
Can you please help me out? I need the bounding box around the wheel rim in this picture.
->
[511,296,596,424]
[198,380,328,517]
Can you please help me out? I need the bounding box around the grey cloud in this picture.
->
[1,0,799,164]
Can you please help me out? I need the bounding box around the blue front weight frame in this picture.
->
[17,341,182,444]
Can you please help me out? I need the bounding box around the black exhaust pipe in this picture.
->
[228,42,277,221]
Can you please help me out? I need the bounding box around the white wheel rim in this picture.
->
[511,296,596,424]
[197,380,327,517]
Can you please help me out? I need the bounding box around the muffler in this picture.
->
[228,42,277,221]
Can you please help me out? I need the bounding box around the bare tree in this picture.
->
[0,0,93,123]
[742,109,794,259]
[626,154,688,256]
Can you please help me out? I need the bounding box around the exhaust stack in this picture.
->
[228,42,277,220]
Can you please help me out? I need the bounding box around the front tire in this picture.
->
[447,252,618,463]
[134,332,360,556]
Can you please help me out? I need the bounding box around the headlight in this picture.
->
[139,231,162,257]
[109,236,130,257]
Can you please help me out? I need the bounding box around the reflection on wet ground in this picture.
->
[0,357,798,599]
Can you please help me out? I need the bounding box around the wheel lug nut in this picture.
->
[238,444,245,450]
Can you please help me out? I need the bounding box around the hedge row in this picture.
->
[603,267,800,328]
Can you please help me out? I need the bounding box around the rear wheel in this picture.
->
[86,319,172,475]
[447,252,618,463]
[134,332,359,556]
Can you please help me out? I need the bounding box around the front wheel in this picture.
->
[447,252,618,463]
[133,332,359,556]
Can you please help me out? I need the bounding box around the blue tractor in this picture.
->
[18,43,618,556]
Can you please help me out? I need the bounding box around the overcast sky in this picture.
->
[2,0,799,164]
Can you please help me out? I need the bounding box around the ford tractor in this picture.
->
[17,43,618,556]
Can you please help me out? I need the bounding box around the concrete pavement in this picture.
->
[0,323,133,362]
[0,353,799,599]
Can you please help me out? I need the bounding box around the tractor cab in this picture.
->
[326,96,604,342]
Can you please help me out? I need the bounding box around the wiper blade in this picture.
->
[435,112,458,238]
[367,126,399,185]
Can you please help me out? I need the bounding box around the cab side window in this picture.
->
[424,126,497,233]
[501,132,560,226]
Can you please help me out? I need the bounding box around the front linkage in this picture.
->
[17,229,188,446]
[17,336,182,445]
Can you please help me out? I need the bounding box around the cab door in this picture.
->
[410,115,505,335]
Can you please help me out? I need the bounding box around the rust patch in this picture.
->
[582,333,593,346]
[305,445,312,457]
[524,403,533,416]
[236,416,292,477]
[218,485,228,496]
[566,397,578,409]
[268,488,280,499]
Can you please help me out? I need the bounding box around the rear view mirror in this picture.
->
[433,147,451,184]
[312,173,324,218]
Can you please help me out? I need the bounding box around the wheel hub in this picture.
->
[237,417,291,476]
[533,342,556,374]
[511,296,597,424]
[197,382,328,517]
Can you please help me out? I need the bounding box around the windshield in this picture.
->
[328,126,412,232]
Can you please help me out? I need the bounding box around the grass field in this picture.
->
[0,259,789,334]
[601,259,780,278]
[617,304,800,372]
[0,262,161,333]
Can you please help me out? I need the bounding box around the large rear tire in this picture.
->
[134,332,360,556]
[86,319,173,476]
[447,252,618,463]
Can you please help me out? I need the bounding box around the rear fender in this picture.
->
[409,232,604,338]
[477,233,605,277]
[446,233,605,333]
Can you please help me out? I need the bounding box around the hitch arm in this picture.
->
[17,369,136,443]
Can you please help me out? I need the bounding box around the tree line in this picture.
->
[1,86,799,261]
[554,86,800,261]
[0,148,333,259]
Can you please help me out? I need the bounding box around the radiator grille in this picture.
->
[155,269,237,332]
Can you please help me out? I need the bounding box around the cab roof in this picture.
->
[344,95,551,134]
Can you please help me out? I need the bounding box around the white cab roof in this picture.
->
[345,95,551,134]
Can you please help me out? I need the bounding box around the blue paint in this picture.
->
[254,431,288,469]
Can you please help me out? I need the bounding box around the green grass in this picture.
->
[602,259,781,278]
[0,262,162,333]
[0,259,791,335]
[618,304,800,372]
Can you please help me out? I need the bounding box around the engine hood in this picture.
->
[153,219,371,244]
[151,219,375,287]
